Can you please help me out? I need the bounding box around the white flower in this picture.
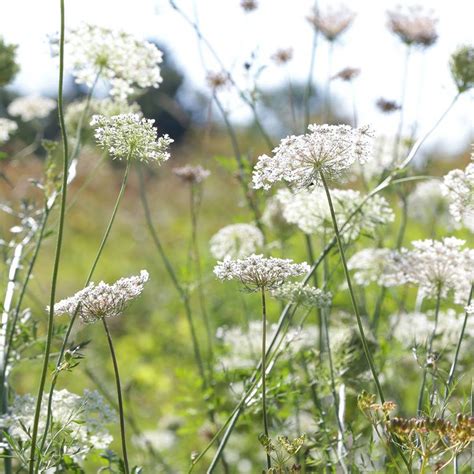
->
[253,124,373,190]
[214,254,309,291]
[348,248,398,286]
[307,5,355,42]
[407,180,451,227]
[387,238,474,304]
[173,165,211,184]
[209,224,264,260]
[7,95,56,121]
[0,118,17,143]
[52,270,149,323]
[355,135,396,182]
[91,113,173,163]
[271,282,332,308]
[276,188,394,240]
[442,160,474,232]
[57,24,163,99]
[1,389,115,464]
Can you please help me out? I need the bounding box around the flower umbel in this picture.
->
[173,165,211,184]
[307,5,355,42]
[91,113,173,163]
[271,282,332,308]
[214,254,309,291]
[0,117,17,144]
[210,224,264,260]
[52,270,149,323]
[8,95,56,122]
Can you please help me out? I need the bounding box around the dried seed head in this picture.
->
[376,98,401,113]
[271,48,293,66]
[307,5,355,42]
[450,45,474,93]
[173,165,210,184]
[333,67,360,82]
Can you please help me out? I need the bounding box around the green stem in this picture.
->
[304,2,319,129]
[28,1,68,470]
[261,288,271,470]
[102,318,129,473]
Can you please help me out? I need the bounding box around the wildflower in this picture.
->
[240,0,258,12]
[450,45,474,92]
[356,135,398,181]
[376,98,401,113]
[0,118,17,144]
[56,24,163,99]
[206,71,230,91]
[1,389,115,463]
[271,48,293,66]
[209,224,264,260]
[276,188,394,240]
[442,160,474,231]
[52,270,149,324]
[214,254,309,291]
[0,37,19,86]
[307,5,355,42]
[348,248,399,286]
[173,165,211,184]
[91,113,173,163]
[387,6,438,48]
[271,282,332,308]
[253,124,373,190]
[333,67,360,82]
[387,238,474,304]
[261,195,295,239]
[7,95,56,122]
[407,180,451,227]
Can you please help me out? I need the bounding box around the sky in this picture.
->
[1,0,473,154]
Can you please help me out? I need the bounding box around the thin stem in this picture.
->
[261,288,271,470]
[304,2,319,129]
[102,318,129,474]
[28,1,68,470]
[319,170,385,403]
[325,42,334,123]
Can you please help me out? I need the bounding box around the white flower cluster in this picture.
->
[355,135,396,182]
[391,309,474,351]
[307,6,355,42]
[1,389,115,463]
[348,248,398,286]
[387,238,474,304]
[7,95,56,122]
[59,24,163,99]
[52,270,149,324]
[253,124,373,190]
[210,224,264,260]
[173,165,211,184]
[91,113,173,163]
[215,321,319,371]
[442,159,474,232]
[0,117,17,143]
[276,188,394,240]
[407,180,451,227]
[214,254,309,291]
[271,282,332,308]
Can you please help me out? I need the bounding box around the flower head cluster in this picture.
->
[0,37,19,86]
[271,282,332,308]
[450,45,474,93]
[52,270,149,324]
[271,48,293,66]
[91,113,173,163]
[376,98,401,113]
[333,67,360,82]
[58,24,163,99]
[173,165,211,184]
[307,6,355,42]
[387,6,438,48]
[276,188,394,240]
[0,118,17,144]
[7,95,56,122]
[240,0,258,12]
[253,124,373,190]
[1,389,115,463]
[386,238,474,304]
[348,248,399,286]
[442,160,474,232]
[209,224,264,260]
[262,196,295,239]
[214,254,309,291]
[407,180,451,227]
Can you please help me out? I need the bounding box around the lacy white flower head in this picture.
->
[91,113,173,163]
[7,95,56,122]
[209,224,264,260]
[173,165,211,184]
[391,309,474,352]
[407,180,451,227]
[52,270,149,324]
[0,117,17,144]
[0,389,115,464]
[253,124,373,190]
[387,5,438,48]
[442,160,474,232]
[271,282,332,308]
[387,238,474,304]
[214,254,309,291]
[55,24,163,99]
[348,248,399,287]
[276,188,394,240]
[307,5,355,42]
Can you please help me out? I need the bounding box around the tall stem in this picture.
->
[324,42,334,123]
[304,1,319,129]
[261,288,271,470]
[28,1,68,470]
[319,170,385,403]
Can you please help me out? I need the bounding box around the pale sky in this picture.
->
[1,0,473,154]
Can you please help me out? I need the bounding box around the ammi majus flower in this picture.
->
[209,223,264,260]
[0,117,17,144]
[7,95,56,122]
